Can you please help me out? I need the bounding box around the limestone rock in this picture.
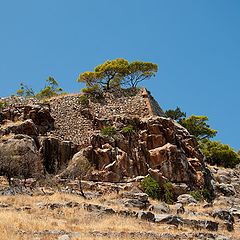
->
[0,134,42,179]
[177,194,197,205]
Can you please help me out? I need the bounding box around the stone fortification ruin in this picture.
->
[0,88,214,198]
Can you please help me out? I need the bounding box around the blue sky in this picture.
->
[0,1,239,150]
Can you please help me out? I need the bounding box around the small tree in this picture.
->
[77,58,158,90]
[16,83,35,97]
[165,107,186,121]
[200,139,240,168]
[36,76,63,99]
[179,115,217,140]
[0,138,42,186]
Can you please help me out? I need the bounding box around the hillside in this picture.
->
[0,89,239,239]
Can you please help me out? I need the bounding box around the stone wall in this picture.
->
[49,88,165,147]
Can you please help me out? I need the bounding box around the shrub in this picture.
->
[0,101,7,110]
[141,175,161,200]
[78,94,89,106]
[189,190,204,201]
[163,181,174,204]
[200,139,240,168]
[101,126,117,136]
[190,188,211,202]
[141,176,174,203]
[122,125,135,134]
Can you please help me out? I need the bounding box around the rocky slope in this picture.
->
[0,88,240,239]
[0,89,212,193]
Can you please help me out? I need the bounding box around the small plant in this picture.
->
[78,94,89,106]
[189,190,204,201]
[122,125,135,134]
[190,188,211,202]
[0,101,7,109]
[81,84,103,102]
[140,175,161,200]
[101,126,117,136]
[163,181,174,204]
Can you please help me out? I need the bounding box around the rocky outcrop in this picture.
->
[62,116,213,196]
[0,104,54,134]
[0,90,215,197]
[39,137,79,174]
[0,134,42,179]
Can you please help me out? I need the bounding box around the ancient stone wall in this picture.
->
[49,88,165,147]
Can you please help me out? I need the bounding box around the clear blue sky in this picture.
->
[0,1,239,150]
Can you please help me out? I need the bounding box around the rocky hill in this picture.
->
[0,88,239,239]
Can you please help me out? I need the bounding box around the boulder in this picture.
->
[148,202,170,214]
[138,211,155,222]
[177,194,197,205]
[2,119,38,136]
[0,134,42,179]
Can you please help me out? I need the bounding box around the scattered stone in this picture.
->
[138,211,155,222]
[174,203,185,214]
[177,194,197,205]
[155,214,184,227]
[216,183,236,196]
[148,202,170,214]
[83,203,115,214]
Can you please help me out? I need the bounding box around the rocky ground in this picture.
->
[0,90,240,239]
[0,168,239,240]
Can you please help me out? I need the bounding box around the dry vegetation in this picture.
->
[0,190,237,240]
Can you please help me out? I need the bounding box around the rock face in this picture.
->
[0,134,42,179]
[39,137,79,174]
[0,89,214,197]
[63,115,213,196]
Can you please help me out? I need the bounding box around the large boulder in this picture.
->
[1,119,39,136]
[0,134,42,179]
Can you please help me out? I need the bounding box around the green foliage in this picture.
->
[165,107,186,121]
[163,181,174,204]
[141,175,161,200]
[141,176,174,203]
[200,139,240,168]
[190,188,211,202]
[0,101,7,109]
[78,94,89,106]
[101,126,117,136]
[36,76,63,99]
[122,125,135,134]
[190,190,204,201]
[16,83,35,97]
[16,77,64,99]
[77,58,158,90]
[81,84,103,101]
[179,115,217,140]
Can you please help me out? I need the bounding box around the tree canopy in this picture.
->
[179,115,217,140]
[165,107,186,121]
[200,139,240,168]
[77,58,158,90]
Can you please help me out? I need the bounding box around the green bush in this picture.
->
[141,175,161,200]
[200,139,240,168]
[190,188,211,202]
[122,125,135,134]
[101,126,117,136]
[163,181,174,204]
[189,190,204,201]
[0,101,7,109]
[141,176,174,203]
[78,94,89,106]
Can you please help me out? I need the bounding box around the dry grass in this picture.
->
[0,192,238,240]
